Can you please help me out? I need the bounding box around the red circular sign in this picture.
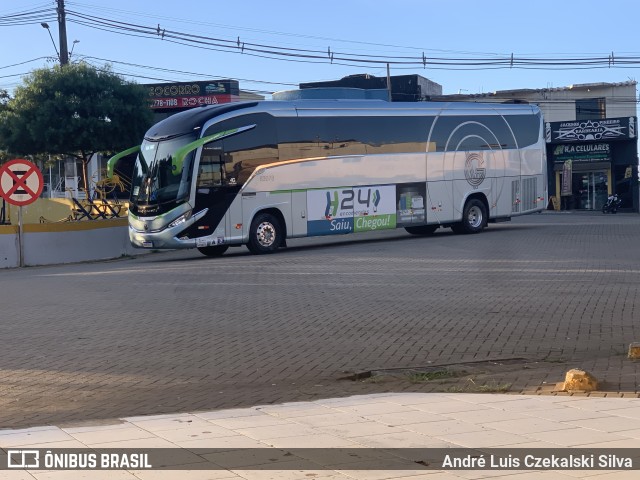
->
[0,159,44,206]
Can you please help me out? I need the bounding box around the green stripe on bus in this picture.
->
[271,189,307,194]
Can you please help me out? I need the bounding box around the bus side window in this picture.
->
[198,147,225,187]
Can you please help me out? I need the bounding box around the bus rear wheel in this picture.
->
[405,225,438,235]
[451,198,487,234]
[248,212,283,254]
[197,245,229,257]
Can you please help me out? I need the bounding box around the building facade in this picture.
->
[437,82,639,212]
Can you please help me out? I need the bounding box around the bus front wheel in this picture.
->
[451,199,487,234]
[197,245,229,257]
[248,212,283,254]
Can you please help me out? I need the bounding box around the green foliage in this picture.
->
[0,89,11,162]
[406,370,458,383]
[0,63,153,161]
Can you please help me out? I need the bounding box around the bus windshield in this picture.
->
[130,133,197,214]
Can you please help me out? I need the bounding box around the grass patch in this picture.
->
[360,375,389,384]
[474,382,512,393]
[447,378,512,393]
[406,370,458,383]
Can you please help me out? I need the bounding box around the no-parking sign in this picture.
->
[0,159,44,206]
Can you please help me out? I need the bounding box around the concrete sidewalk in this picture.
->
[2,392,640,479]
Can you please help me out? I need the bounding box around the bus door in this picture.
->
[193,145,241,241]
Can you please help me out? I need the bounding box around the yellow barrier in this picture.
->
[4,198,127,224]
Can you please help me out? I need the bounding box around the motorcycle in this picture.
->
[602,194,622,214]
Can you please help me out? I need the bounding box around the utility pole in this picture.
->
[57,0,69,65]
[386,63,392,102]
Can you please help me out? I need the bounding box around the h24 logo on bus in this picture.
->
[324,188,381,218]
[307,185,397,237]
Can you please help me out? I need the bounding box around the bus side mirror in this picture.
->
[107,145,141,179]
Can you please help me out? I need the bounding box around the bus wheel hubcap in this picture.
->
[468,206,482,228]
[256,222,276,247]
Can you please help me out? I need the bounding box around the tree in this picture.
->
[0,89,8,108]
[0,89,8,110]
[0,89,11,163]
[0,63,153,194]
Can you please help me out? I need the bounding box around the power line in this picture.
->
[0,6,54,26]
[2,2,640,99]
[4,3,640,74]
[62,9,640,70]
[80,58,275,95]
[65,0,508,57]
[80,56,299,87]
[0,57,51,70]
[1,50,638,101]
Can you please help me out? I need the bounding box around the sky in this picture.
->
[1,0,640,98]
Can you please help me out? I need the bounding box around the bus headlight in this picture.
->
[167,210,192,229]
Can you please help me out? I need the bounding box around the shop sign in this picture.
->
[545,116,636,143]
[145,80,240,109]
[561,160,572,196]
[150,94,235,109]
[146,80,239,97]
[552,143,611,163]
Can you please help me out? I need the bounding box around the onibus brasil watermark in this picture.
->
[6,450,151,470]
[2,448,638,471]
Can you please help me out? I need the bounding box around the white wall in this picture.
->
[0,220,150,269]
[0,230,18,269]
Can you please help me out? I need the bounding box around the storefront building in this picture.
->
[547,117,638,212]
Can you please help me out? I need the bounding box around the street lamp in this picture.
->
[69,39,79,60]
[41,22,61,62]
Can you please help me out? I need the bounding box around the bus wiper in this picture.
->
[171,124,256,175]
[107,145,145,179]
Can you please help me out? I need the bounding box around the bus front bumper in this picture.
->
[128,208,217,249]
[129,227,199,249]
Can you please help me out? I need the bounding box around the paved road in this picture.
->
[1,212,639,428]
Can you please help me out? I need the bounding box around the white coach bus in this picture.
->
[108,100,546,256]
